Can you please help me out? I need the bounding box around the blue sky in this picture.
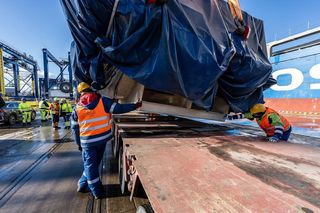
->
[241,0,320,41]
[0,0,320,75]
[0,0,72,75]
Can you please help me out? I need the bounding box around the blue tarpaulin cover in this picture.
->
[60,0,273,112]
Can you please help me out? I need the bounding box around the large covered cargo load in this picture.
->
[60,0,274,119]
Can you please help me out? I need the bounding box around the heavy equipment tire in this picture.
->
[118,146,129,195]
[136,203,154,213]
[60,82,72,93]
[8,114,16,125]
[111,138,116,158]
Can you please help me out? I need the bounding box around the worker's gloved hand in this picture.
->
[225,113,244,120]
[234,19,250,40]
[225,114,234,120]
[268,137,279,143]
[78,146,82,152]
[135,101,143,109]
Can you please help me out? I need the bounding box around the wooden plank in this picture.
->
[140,101,225,121]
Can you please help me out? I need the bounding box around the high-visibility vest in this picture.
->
[61,103,72,113]
[39,101,49,110]
[19,102,32,112]
[76,98,112,138]
[50,103,60,115]
[258,108,290,136]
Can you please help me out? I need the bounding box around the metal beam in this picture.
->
[267,27,320,57]
[43,49,49,98]
[42,48,72,98]
[19,75,32,92]
[0,42,39,98]
[12,63,20,96]
[140,101,225,121]
[0,41,36,66]
[68,52,73,99]
[0,48,5,95]
[55,65,68,82]
[42,48,66,69]
[33,65,39,98]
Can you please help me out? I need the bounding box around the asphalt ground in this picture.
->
[0,119,142,213]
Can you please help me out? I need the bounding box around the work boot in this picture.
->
[54,126,61,130]
[77,184,90,193]
[93,189,107,200]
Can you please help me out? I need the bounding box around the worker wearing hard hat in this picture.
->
[72,82,142,199]
[39,98,50,122]
[19,98,32,126]
[60,98,73,129]
[50,97,61,129]
[226,103,292,143]
[46,99,52,120]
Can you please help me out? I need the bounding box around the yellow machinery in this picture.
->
[0,48,5,96]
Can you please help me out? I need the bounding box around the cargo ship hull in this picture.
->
[265,27,320,125]
[265,98,320,116]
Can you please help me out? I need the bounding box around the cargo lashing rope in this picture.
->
[106,0,120,37]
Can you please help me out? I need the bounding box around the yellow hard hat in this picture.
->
[77,82,90,93]
[250,104,266,114]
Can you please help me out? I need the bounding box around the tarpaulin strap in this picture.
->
[228,0,250,40]
[228,0,243,22]
[214,0,232,41]
[60,0,78,27]
[106,0,120,37]
[251,17,263,49]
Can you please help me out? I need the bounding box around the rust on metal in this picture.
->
[116,117,320,213]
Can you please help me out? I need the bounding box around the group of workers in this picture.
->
[47,97,73,129]
[18,97,73,129]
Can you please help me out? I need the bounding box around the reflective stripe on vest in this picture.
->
[80,132,112,144]
[258,108,290,136]
[76,98,112,137]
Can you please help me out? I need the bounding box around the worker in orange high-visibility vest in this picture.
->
[50,97,61,129]
[226,103,292,143]
[71,82,142,199]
